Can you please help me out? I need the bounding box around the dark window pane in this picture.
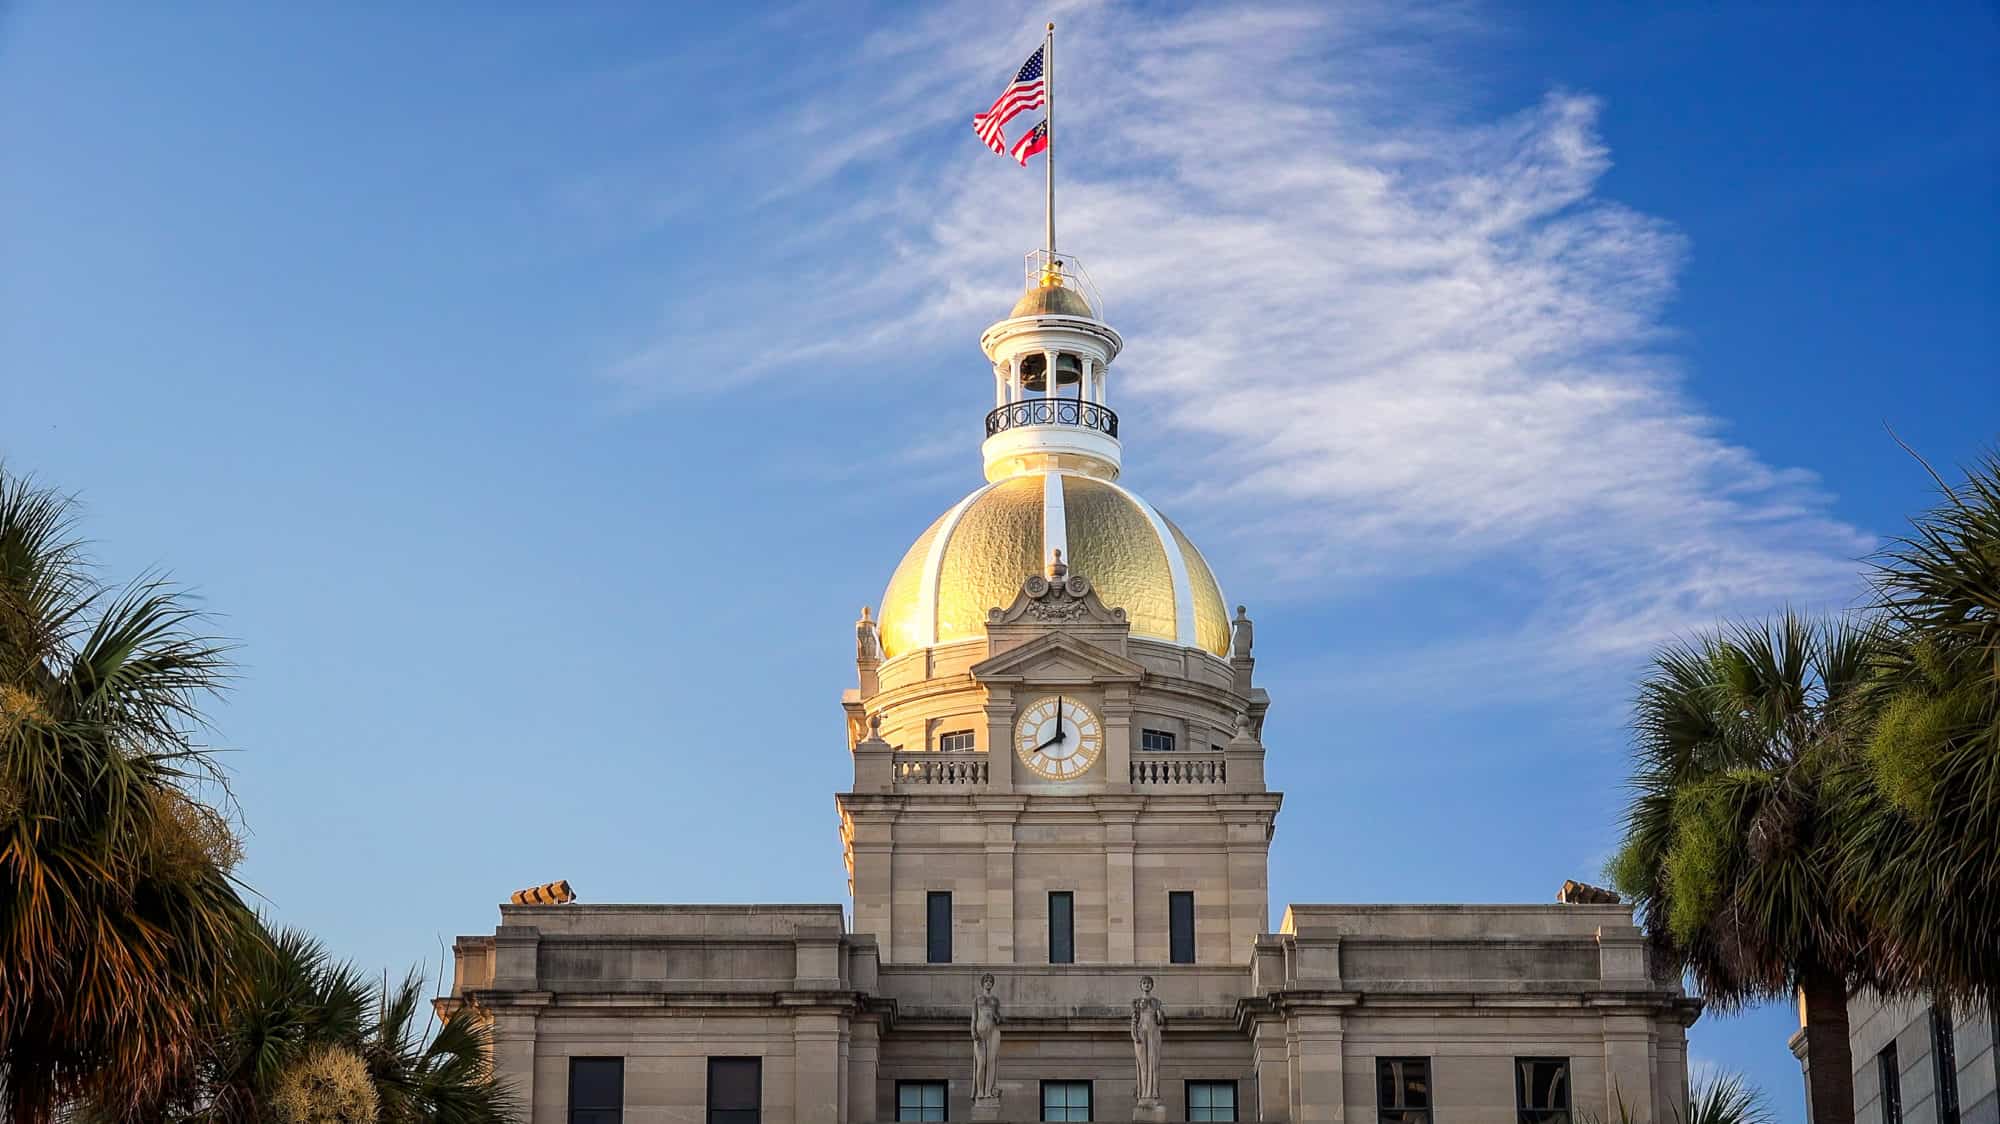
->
[1377,1057,1431,1124]
[897,1080,948,1122]
[1189,1080,1238,1121]
[927,892,953,964]
[1879,1044,1902,1124]
[1516,1058,1570,1124]
[708,1057,761,1123]
[1169,891,1195,964]
[570,1057,623,1123]
[1049,892,1074,964]
[939,730,975,752]
[1141,728,1176,752]
[1931,1008,1959,1124]
[1042,1081,1092,1121]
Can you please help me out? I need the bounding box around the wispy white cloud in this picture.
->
[601,0,1873,675]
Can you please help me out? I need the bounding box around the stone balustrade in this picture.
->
[893,751,989,786]
[1130,754,1227,786]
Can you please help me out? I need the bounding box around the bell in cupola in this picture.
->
[1019,351,1085,391]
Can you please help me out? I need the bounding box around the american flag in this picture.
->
[972,45,1045,155]
[1011,119,1048,166]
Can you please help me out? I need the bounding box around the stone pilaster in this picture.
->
[793,1011,845,1122]
[1096,798,1144,963]
[1289,1012,1346,1123]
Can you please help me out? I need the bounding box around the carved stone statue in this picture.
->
[855,606,880,663]
[1231,604,1254,656]
[1130,974,1166,1108]
[971,973,1003,1103]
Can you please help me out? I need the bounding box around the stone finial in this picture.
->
[1048,548,1067,581]
[868,713,883,739]
[1557,879,1621,905]
[1235,711,1254,739]
[1231,604,1254,656]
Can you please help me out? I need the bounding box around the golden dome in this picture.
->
[877,472,1231,659]
[1010,283,1095,320]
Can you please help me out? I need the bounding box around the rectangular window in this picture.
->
[1169,891,1196,964]
[938,729,976,752]
[1877,1044,1901,1124]
[926,891,953,964]
[1378,1058,1432,1124]
[1141,728,1176,752]
[1041,1081,1092,1122]
[1516,1057,1571,1124]
[706,1057,761,1124]
[1930,1007,1960,1124]
[1188,1080,1239,1122]
[568,1057,623,1124]
[1048,891,1074,964]
[896,1080,948,1122]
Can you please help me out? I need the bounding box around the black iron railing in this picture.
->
[985,399,1119,439]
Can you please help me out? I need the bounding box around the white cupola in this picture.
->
[979,251,1125,482]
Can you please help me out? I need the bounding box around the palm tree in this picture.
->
[1609,612,1891,1124]
[0,471,261,1122]
[183,923,514,1124]
[1831,450,1999,1001]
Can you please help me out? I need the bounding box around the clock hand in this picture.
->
[1056,697,1064,740]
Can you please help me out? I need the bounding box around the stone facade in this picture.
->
[1790,992,1999,1124]
[443,257,1699,1121]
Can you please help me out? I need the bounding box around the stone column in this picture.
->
[1252,1016,1292,1122]
[981,800,1024,963]
[983,689,1016,793]
[1289,1013,1345,1124]
[1097,800,1142,963]
[1601,1014,1657,1124]
[848,1019,880,1124]
[850,824,895,961]
[490,1009,539,1120]
[1224,812,1270,965]
[1103,685,1135,793]
[794,1011,845,1123]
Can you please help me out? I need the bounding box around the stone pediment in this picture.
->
[970,629,1144,685]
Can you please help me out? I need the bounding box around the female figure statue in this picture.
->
[1131,974,1166,1104]
[971,973,1003,1101]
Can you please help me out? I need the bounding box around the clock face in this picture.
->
[1014,695,1104,781]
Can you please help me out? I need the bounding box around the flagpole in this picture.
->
[1044,22,1055,263]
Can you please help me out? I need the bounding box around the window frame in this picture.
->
[938,729,976,752]
[705,1056,762,1124]
[1376,1056,1433,1124]
[568,1056,624,1124]
[1186,1079,1240,1122]
[1877,1043,1901,1124]
[1930,1006,1959,1124]
[1140,728,1177,752]
[926,891,953,964]
[895,1079,949,1122]
[1048,891,1074,964]
[1169,890,1196,964]
[1039,1080,1093,1122]
[1515,1056,1571,1124]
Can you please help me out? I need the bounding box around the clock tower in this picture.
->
[837,252,1281,969]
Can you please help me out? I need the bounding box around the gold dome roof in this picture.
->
[877,472,1231,659]
[1010,282,1095,320]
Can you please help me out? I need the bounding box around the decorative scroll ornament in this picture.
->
[995,557,1128,630]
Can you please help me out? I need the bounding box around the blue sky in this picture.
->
[2,1,1994,1112]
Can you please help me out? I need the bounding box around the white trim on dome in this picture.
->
[1043,471,1068,579]
[1108,480,1198,650]
[916,482,999,651]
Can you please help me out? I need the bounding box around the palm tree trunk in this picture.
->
[1800,964,1856,1124]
